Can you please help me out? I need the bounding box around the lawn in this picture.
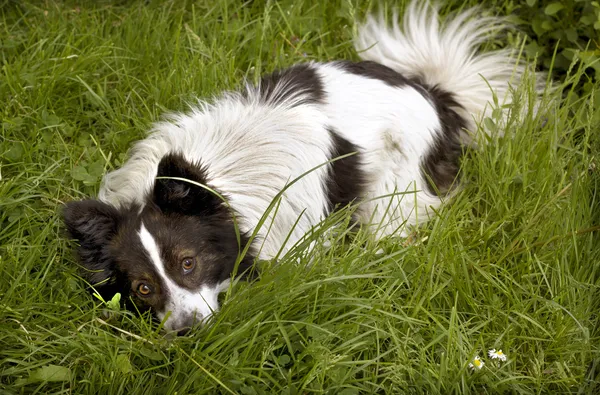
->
[1,0,599,393]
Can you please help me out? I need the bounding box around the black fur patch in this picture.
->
[419,86,467,195]
[336,60,416,89]
[154,152,222,216]
[63,200,143,307]
[62,200,123,287]
[257,63,324,106]
[325,127,366,213]
[336,60,467,195]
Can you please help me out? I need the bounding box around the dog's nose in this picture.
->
[174,312,198,335]
[177,327,191,336]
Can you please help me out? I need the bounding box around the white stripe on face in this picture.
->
[138,222,227,332]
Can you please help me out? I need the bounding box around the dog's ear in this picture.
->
[153,152,222,216]
[62,200,121,286]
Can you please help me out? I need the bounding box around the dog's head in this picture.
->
[63,153,254,334]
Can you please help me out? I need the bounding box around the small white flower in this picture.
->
[488,349,507,362]
[468,356,484,370]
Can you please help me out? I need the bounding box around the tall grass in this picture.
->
[1,1,598,393]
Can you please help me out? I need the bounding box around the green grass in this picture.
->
[1,0,599,393]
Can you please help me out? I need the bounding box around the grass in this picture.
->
[1,0,599,393]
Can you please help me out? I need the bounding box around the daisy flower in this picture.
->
[468,356,484,370]
[488,349,507,362]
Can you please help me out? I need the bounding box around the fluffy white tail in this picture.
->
[355,1,536,137]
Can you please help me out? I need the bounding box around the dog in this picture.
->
[63,1,538,334]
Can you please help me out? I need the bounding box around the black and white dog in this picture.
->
[64,1,536,333]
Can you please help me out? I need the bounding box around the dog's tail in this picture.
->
[355,1,539,140]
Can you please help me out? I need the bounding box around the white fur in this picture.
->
[138,223,227,331]
[100,1,537,258]
[316,64,442,237]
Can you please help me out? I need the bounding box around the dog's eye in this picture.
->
[137,283,152,296]
[182,257,195,274]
